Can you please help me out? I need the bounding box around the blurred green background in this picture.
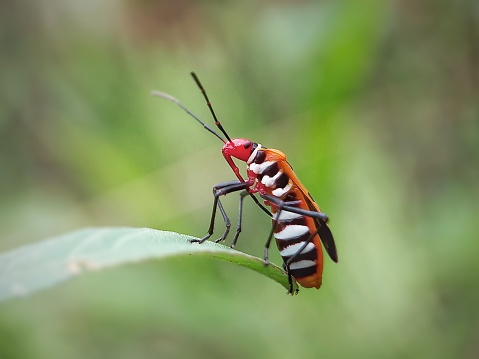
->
[1,0,478,358]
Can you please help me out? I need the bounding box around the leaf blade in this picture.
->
[0,227,296,302]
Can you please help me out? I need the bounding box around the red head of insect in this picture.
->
[222,139,256,162]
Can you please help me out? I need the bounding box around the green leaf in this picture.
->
[0,227,297,303]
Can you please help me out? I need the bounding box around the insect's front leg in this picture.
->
[193,180,248,244]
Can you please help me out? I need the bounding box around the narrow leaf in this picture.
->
[0,227,297,302]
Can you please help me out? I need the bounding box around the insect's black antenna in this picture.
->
[151,90,226,143]
[190,72,233,143]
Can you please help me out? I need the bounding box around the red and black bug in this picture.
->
[152,72,338,294]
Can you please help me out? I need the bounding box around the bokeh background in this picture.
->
[1,0,478,358]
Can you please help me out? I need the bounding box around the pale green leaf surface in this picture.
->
[0,227,296,303]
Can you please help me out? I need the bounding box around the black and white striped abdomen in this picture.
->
[247,147,319,279]
[272,199,318,279]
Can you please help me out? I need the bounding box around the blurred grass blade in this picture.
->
[0,227,297,303]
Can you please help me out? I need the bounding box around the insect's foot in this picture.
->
[264,259,270,267]
[287,288,299,296]
[230,233,240,248]
[191,235,210,244]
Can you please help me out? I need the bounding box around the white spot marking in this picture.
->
[272,181,293,197]
[280,242,315,257]
[274,210,303,221]
[289,260,316,270]
[261,171,282,187]
[247,144,262,164]
[249,161,276,175]
[274,225,310,240]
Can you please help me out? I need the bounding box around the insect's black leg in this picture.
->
[287,266,294,295]
[212,183,252,244]
[230,190,274,249]
[229,190,249,248]
[285,228,320,267]
[260,194,329,222]
[260,194,327,294]
[280,229,319,295]
[212,198,231,244]
[192,180,248,244]
[279,259,296,295]
[191,193,220,244]
[248,193,272,217]
[263,223,275,266]
[263,204,284,266]
[262,194,338,263]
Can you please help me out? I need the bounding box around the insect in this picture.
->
[152,72,338,294]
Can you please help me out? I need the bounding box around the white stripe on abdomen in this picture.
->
[280,242,315,257]
[274,210,303,221]
[289,260,316,270]
[273,225,309,240]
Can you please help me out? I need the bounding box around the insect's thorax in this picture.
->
[246,146,293,198]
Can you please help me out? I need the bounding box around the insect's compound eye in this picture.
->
[243,140,252,149]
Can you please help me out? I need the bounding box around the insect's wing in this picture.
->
[280,161,339,263]
[311,211,338,263]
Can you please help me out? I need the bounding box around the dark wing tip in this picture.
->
[317,221,338,263]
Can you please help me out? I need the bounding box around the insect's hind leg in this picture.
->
[261,193,338,263]
[261,194,329,222]
[265,222,295,295]
[192,180,248,244]
[259,193,326,259]
[284,265,299,295]
[260,194,321,295]
[285,228,320,267]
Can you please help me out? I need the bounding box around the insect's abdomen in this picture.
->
[248,149,324,288]
[272,190,324,289]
